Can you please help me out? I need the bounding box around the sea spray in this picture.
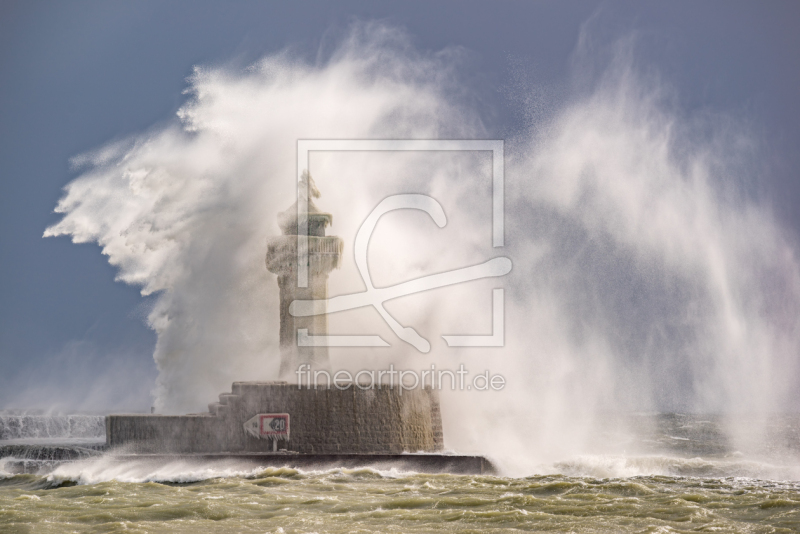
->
[45,23,478,414]
[44,23,800,474]
[0,413,104,441]
[446,35,800,473]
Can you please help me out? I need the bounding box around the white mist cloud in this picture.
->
[515,49,800,415]
[45,23,800,471]
[452,36,800,472]
[45,23,478,414]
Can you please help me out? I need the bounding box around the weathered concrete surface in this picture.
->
[107,382,444,454]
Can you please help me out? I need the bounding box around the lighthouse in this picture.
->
[265,172,343,379]
[103,170,465,467]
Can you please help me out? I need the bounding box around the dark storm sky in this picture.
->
[1,0,798,410]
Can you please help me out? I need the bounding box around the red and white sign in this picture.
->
[244,413,290,439]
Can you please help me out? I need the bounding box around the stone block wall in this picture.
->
[107,382,444,454]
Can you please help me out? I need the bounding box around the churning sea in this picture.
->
[1,413,799,533]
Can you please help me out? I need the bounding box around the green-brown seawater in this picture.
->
[2,462,800,533]
[4,413,800,532]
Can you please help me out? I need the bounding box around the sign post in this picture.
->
[243,413,290,451]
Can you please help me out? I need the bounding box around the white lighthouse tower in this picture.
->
[265,172,343,379]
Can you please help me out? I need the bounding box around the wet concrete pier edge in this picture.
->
[107,382,445,455]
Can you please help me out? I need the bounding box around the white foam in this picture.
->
[546,454,800,482]
[47,456,268,485]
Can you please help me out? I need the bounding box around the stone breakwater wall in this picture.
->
[107,382,444,454]
[0,414,105,440]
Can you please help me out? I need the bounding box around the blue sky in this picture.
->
[1,1,799,412]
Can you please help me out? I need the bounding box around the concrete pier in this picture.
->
[107,382,444,454]
[102,174,491,474]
